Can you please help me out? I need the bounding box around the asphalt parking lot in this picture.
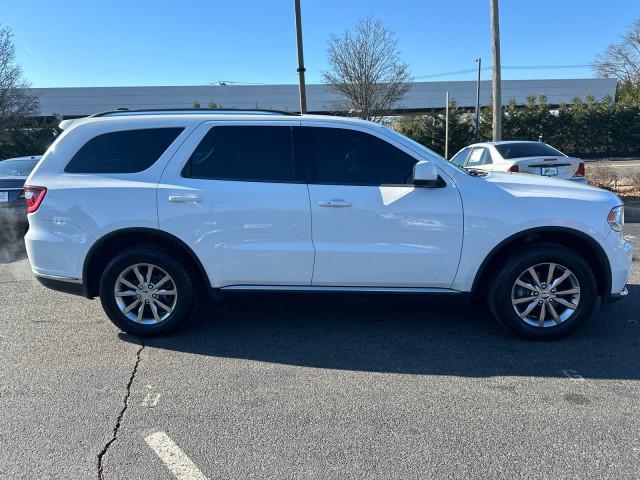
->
[1,226,639,479]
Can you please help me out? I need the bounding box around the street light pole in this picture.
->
[294,0,308,114]
[475,57,481,140]
[490,0,502,141]
[444,91,449,160]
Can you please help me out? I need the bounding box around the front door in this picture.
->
[303,123,463,288]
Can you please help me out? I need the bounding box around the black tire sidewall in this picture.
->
[491,245,597,340]
[99,248,194,336]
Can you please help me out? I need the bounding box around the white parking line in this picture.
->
[142,392,161,407]
[145,431,207,480]
[561,369,586,382]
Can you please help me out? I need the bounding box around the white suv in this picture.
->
[24,110,632,339]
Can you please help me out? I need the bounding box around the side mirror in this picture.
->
[413,160,440,187]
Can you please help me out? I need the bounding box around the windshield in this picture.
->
[495,142,565,159]
[0,159,39,176]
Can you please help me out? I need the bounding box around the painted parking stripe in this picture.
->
[142,392,161,407]
[561,369,586,382]
[145,431,207,480]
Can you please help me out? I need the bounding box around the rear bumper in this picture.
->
[25,216,92,282]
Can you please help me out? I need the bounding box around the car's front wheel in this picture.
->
[99,247,194,336]
[489,244,597,339]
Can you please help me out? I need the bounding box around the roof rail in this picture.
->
[89,108,300,117]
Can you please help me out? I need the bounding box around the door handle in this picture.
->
[318,199,352,208]
[168,195,202,203]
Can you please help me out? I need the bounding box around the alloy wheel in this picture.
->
[114,263,178,324]
[510,262,581,328]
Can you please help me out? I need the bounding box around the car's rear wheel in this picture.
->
[489,244,597,339]
[99,247,194,336]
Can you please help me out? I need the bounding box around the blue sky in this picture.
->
[3,0,639,87]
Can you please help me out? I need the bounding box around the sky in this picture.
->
[3,0,639,88]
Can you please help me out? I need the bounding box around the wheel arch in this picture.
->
[472,226,612,299]
[82,227,210,298]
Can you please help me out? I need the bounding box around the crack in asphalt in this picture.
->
[97,339,144,480]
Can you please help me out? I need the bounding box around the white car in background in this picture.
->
[450,141,587,183]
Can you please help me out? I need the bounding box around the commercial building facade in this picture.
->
[30,78,617,118]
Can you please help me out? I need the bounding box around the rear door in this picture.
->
[303,122,463,288]
[158,121,315,288]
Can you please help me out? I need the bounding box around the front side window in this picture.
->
[465,147,491,167]
[304,127,417,185]
[65,128,184,174]
[182,126,296,182]
[450,148,471,167]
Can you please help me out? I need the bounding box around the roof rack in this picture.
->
[89,108,300,117]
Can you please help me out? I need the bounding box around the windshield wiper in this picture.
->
[463,167,489,177]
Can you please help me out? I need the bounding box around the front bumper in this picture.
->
[602,236,633,304]
[609,287,629,303]
[35,274,85,297]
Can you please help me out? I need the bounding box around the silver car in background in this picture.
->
[449,141,587,183]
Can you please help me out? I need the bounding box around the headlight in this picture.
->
[607,205,624,232]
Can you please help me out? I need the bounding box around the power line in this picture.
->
[415,68,481,79]
[503,64,592,70]
[414,64,593,79]
[219,64,595,85]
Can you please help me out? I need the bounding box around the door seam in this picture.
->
[306,183,317,286]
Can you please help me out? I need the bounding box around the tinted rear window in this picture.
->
[182,126,297,182]
[65,128,184,173]
[494,142,565,159]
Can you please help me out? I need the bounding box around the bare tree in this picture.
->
[323,18,411,121]
[0,25,39,129]
[594,18,640,83]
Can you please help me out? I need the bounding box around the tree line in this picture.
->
[396,87,640,159]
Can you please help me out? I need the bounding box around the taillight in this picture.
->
[23,186,47,213]
[575,162,585,177]
[507,165,519,173]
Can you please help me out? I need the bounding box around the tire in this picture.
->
[99,247,195,336]
[488,243,597,340]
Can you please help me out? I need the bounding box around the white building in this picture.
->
[30,78,617,117]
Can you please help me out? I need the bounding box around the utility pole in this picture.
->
[444,91,449,160]
[474,58,481,140]
[490,0,502,141]
[294,0,307,113]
